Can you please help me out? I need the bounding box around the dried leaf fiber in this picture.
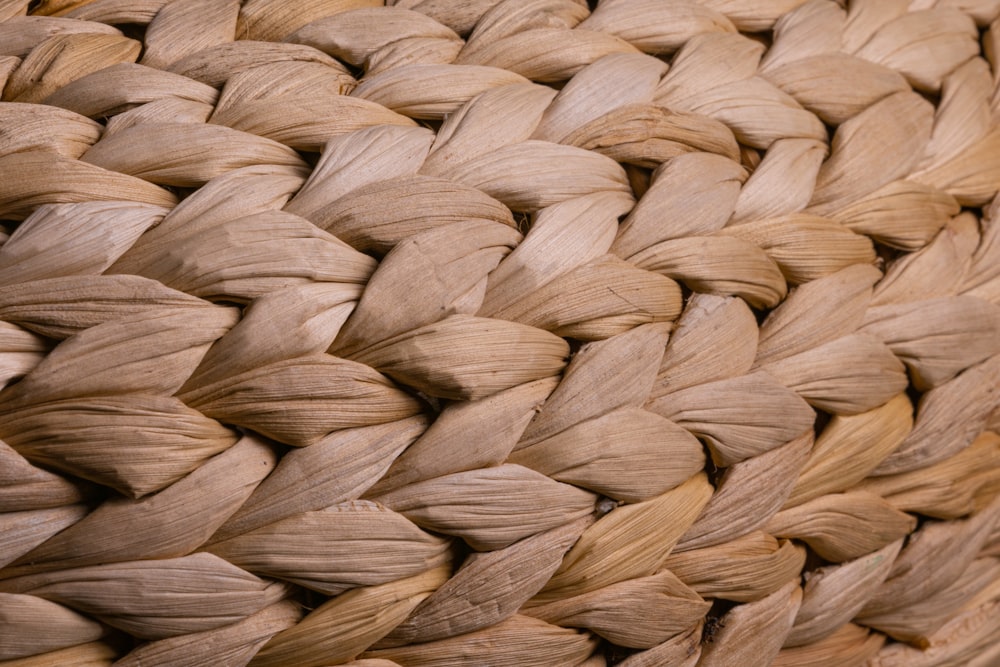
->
[1,1,999,665]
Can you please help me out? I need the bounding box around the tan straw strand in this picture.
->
[1,1,999,665]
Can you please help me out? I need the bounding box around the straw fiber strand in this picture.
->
[0,1,999,665]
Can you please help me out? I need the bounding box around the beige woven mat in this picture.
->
[2,0,1000,665]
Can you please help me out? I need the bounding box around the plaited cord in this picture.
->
[1,1,999,666]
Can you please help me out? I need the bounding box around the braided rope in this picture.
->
[1,0,999,665]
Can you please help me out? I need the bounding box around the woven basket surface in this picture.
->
[2,0,1000,665]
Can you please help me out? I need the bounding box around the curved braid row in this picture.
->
[0,1,999,666]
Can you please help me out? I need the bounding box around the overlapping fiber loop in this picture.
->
[1,0,1000,665]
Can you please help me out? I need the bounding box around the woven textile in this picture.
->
[1,0,1000,665]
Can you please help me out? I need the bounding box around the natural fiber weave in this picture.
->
[1,0,1000,665]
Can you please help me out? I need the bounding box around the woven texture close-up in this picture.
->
[1,0,1000,665]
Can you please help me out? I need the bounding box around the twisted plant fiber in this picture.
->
[2,0,1000,665]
